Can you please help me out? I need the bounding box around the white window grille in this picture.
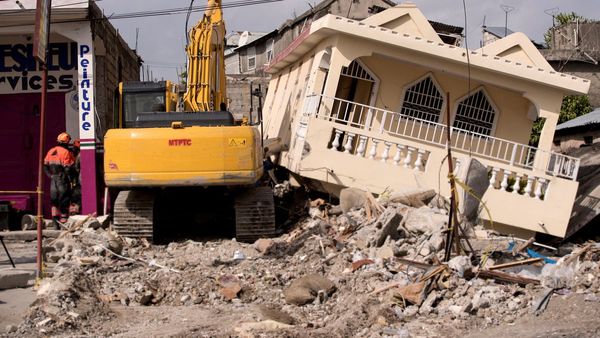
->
[341,60,375,82]
[400,76,444,122]
[453,89,497,135]
[247,46,256,70]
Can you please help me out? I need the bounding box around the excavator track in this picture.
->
[112,190,155,241]
[234,187,277,242]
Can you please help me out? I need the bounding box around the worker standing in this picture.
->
[44,132,76,225]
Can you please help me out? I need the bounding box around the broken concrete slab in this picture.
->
[340,187,368,213]
[389,189,436,207]
[253,238,275,255]
[374,207,403,247]
[404,207,447,234]
[455,157,489,223]
[284,274,335,305]
[0,269,33,290]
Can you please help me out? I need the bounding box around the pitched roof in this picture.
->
[267,14,590,95]
[556,108,600,131]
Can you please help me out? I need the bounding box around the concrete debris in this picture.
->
[339,187,368,213]
[284,274,336,306]
[0,269,33,290]
[9,198,600,337]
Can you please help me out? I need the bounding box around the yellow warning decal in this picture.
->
[228,138,247,147]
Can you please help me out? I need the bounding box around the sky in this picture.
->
[95,0,600,81]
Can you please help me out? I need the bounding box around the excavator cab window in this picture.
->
[120,82,168,128]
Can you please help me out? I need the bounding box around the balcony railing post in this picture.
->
[344,133,355,154]
[524,176,534,197]
[404,147,415,168]
[489,168,499,189]
[393,144,404,166]
[512,174,521,194]
[368,139,380,160]
[509,143,517,166]
[535,178,547,200]
[331,129,343,151]
[356,136,368,157]
[414,149,425,171]
[381,142,392,163]
[501,170,512,191]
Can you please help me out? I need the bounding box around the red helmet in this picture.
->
[57,132,71,144]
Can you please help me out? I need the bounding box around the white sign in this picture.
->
[77,43,95,140]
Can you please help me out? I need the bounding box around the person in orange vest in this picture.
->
[44,132,76,224]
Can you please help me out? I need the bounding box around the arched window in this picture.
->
[400,75,444,123]
[453,89,497,135]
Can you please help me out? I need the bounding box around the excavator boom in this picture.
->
[183,0,227,112]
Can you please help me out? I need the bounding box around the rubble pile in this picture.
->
[12,189,600,337]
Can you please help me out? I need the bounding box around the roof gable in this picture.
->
[476,32,552,69]
[361,3,442,43]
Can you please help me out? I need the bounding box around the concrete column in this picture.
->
[533,110,558,173]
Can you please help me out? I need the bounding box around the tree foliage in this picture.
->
[530,95,592,146]
[544,12,588,46]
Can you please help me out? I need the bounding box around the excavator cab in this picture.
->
[118,81,178,128]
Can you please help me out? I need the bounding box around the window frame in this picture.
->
[397,73,446,123]
[451,86,500,136]
[247,46,256,70]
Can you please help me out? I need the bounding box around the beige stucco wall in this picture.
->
[358,54,535,146]
[553,129,600,153]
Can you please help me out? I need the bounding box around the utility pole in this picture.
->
[33,0,52,280]
[500,5,515,37]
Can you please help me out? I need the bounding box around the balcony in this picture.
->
[295,94,580,237]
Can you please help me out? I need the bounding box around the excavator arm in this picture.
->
[183,0,227,112]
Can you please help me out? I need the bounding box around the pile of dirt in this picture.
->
[12,190,600,337]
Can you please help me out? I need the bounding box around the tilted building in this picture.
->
[262,3,590,238]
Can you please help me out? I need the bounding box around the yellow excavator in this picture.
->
[103,0,275,242]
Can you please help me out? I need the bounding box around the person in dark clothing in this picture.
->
[44,132,76,224]
[69,139,81,215]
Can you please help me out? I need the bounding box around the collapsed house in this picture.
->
[262,3,591,238]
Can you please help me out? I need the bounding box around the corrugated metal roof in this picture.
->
[556,108,600,131]
[484,26,515,38]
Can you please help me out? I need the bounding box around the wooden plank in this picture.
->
[488,257,544,270]
[475,269,540,285]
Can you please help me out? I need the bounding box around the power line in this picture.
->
[0,0,283,28]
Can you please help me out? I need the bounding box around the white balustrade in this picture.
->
[309,94,580,181]
[344,133,355,154]
[331,129,343,151]
[414,150,426,171]
[368,139,380,160]
[403,147,415,168]
[393,144,404,166]
[512,174,521,194]
[489,168,499,189]
[501,170,512,191]
[356,136,368,157]
[524,176,534,197]
[381,142,392,163]
[534,178,547,200]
